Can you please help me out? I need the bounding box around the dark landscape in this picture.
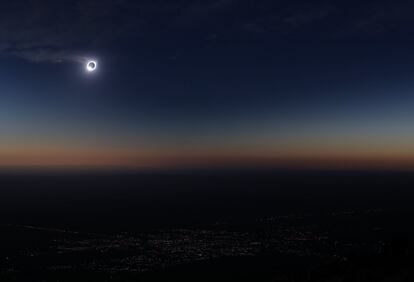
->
[1,171,413,281]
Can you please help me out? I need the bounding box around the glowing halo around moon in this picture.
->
[86,60,98,72]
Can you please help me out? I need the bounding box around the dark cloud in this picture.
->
[238,1,414,40]
[0,0,412,63]
[0,0,237,63]
[0,0,144,63]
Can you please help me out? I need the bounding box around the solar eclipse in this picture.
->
[86,60,97,72]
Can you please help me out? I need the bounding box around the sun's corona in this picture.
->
[86,60,97,72]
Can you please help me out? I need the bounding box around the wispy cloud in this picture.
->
[0,0,410,63]
[0,0,234,63]
[0,0,143,63]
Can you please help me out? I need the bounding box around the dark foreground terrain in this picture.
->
[1,170,414,281]
[1,208,413,281]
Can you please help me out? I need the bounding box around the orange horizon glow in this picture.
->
[2,144,414,171]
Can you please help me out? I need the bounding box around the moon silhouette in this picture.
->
[86,60,97,72]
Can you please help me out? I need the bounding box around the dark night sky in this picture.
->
[2,0,414,169]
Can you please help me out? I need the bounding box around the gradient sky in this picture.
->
[2,0,414,169]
